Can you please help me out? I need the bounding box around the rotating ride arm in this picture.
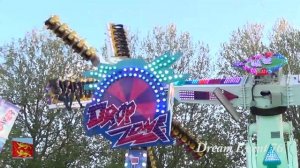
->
[46,79,97,109]
[147,147,157,168]
[108,23,130,58]
[171,120,206,160]
[45,15,100,66]
[173,75,300,118]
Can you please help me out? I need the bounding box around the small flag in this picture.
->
[12,138,34,159]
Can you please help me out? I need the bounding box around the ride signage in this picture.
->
[85,100,171,148]
[83,53,187,148]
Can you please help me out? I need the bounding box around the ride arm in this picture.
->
[45,15,100,66]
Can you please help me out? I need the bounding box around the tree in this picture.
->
[0,30,113,167]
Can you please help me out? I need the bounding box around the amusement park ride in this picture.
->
[44,15,299,168]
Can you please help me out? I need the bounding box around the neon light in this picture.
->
[184,77,242,85]
[233,52,287,76]
[179,90,238,101]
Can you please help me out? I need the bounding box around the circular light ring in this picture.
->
[92,68,168,113]
[234,52,287,76]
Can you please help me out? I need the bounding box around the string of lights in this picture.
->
[147,147,158,168]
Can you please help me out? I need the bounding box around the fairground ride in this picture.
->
[45,15,299,168]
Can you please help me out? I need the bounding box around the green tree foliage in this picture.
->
[0,30,114,167]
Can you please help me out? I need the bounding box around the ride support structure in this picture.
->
[172,53,299,168]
